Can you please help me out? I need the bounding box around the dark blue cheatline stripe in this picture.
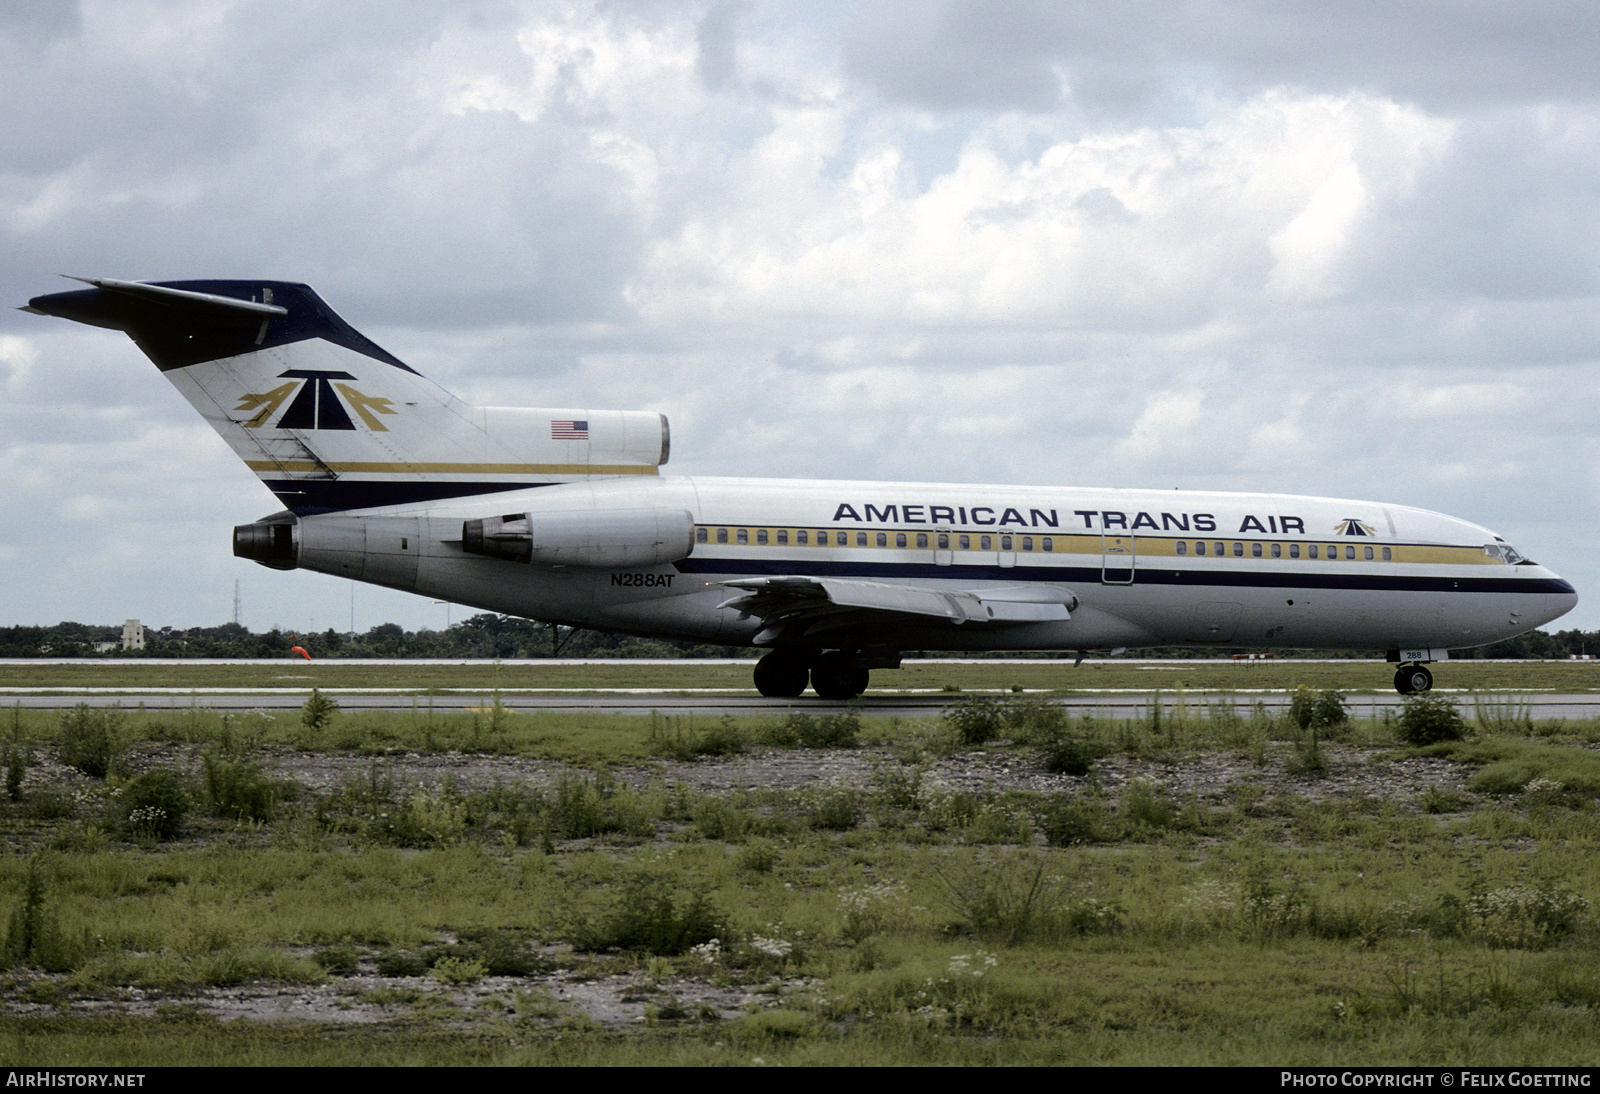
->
[264,479,548,515]
[672,556,1575,597]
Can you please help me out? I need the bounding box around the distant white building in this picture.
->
[122,619,146,651]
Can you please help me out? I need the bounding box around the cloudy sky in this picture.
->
[3,0,1598,638]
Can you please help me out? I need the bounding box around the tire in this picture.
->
[811,651,868,700]
[753,651,808,698]
[1394,665,1433,695]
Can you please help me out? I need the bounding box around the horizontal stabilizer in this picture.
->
[62,276,289,318]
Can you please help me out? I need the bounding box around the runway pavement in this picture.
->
[6,688,1599,720]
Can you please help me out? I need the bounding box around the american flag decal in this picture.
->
[551,419,589,440]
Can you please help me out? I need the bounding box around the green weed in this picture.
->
[118,769,188,841]
[1397,694,1469,745]
[57,705,122,779]
[300,689,339,736]
[569,875,722,956]
[201,751,292,823]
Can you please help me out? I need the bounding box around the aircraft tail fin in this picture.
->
[24,278,669,514]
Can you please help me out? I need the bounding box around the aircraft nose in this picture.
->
[1536,575,1579,627]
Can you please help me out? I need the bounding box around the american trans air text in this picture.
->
[829,502,1310,534]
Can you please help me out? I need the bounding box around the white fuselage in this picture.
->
[292,474,1578,655]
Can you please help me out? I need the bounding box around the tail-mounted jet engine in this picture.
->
[233,515,297,570]
[462,508,696,568]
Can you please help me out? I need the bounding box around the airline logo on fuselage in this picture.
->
[236,370,397,431]
[831,503,1307,535]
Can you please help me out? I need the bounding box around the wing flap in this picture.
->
[718,576,1076,644]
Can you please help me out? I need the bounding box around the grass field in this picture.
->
[4,661,1600,1066]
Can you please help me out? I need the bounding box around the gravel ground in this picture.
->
[6,739,1475,1029]
[228,738,1468,805]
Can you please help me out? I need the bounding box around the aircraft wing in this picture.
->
[716,577,1077,646]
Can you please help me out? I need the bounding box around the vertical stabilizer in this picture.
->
[25,279,668,513]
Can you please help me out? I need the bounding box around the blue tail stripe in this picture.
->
[263,478,549,515]
[25,280,415,374]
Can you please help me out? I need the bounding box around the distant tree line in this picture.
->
[0,615,744,659]
[1,616,1595,660]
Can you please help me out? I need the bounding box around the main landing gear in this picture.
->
[752,649,871,700]
[751,649,809,698]
[1393,664,1434,695]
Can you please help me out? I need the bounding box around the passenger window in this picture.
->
[1232,542,1244,557]
[1308,545,1318,559]
[980,535,993,550]
[856,532,867,546]
[1000,536,1012,550]
[1271,543,1281,558]
[716,528,728,544]
[937,533,949,549]
[1345,546,1355,560]
[1021,537,1033,551]
[796,530,808,545]
[1327,544,1338,558]
[1195,541,1206,556]
[696,527,708,543]
[1214,542,1224,556]
[1251,543,1262,558]
[1176,541,1188,556]
[736,528,748,545]
[1042,537,1053,552]
[818,531,830,546]
[1363,546,1373,560]
[896,533,907,548]
[958,535,971,549]
[1289,544,1300,559]
[1381,547,1391,561]
[876,532,887,547]
[917,533,929,548]
[777,530,789,545]
[756,529,768,545]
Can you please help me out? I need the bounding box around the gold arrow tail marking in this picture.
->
[235,382,298,428]
[333,383,398,431]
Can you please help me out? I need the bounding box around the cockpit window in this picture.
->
[1486,541,1529,565]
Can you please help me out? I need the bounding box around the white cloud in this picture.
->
[0,1,1596,632]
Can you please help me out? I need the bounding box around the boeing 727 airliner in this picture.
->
[24,278,1578,698]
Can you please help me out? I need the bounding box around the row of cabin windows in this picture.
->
[694,526,1393,562]
[1175,541,1392,561]
[694,527,1055,551]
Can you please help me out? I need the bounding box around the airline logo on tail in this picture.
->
[236,369,398,431]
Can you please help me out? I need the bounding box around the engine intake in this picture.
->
[462,508,695,568]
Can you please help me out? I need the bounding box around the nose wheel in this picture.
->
[1393,664,1433,694]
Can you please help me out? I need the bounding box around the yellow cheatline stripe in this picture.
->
[243,461,658,476]
[695,526,1505,565]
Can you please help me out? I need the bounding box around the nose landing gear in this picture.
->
[1393,664,1434,695]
